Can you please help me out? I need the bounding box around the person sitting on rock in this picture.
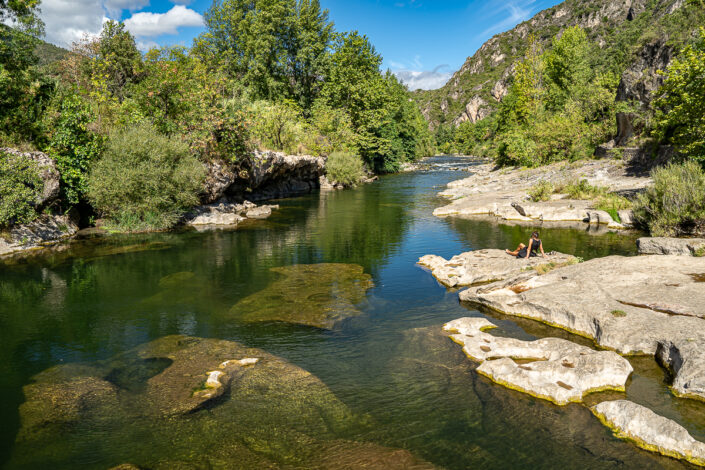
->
[506,231,547,259]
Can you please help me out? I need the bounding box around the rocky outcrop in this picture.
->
[452,96,490,126]
[418,249,576,288]
[458,255,705,399]
[637,237,705,256]
[201,151,325,204]
[616,38,673,108]
[14,335,438,469]
[1,148,60,207]
[434,159,649,229]
[183,200,278,227]
[229,263,374,329]
[592,400,705,466]
[444,317,633,405]
[0,214,78,257]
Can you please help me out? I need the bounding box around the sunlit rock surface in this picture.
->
[592,400,705,467]
[637,237,705,256]
[443,317,632,404]
[419,249,576,287]
[229,263,374,329]
[459,255,705,400]
[12,335,434,469]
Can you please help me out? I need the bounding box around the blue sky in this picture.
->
[38,0,562,90]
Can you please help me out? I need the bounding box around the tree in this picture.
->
[512,34,544,123]
[543,26,591,109]
[95,21,142,100]
[653,28,705,167]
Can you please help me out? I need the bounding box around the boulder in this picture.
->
[459,255,705,399]
[1,148,60,207]
[444,317,632,405]
[591,400,705,467]
[183,200,278,227]
[0,214,78,257]
[229,263,374,329]
[637,237,705,256]
[418,249,576,288]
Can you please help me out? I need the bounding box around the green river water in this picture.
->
[1,156,703,469]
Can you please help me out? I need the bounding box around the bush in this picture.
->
[633,161,705,236]
[496,129,538,167]
[528,180,554,201]
[557,179,608,199]
[0,151,42,227]
[87,125,205,231]
[325,151,366,186]
[594,193,632,222]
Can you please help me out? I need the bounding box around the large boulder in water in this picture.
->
[459,255,705,400]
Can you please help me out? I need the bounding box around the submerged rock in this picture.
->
[459,255,705,400]
[592,400,705,467]
[229,263,373,329]
[418,249,576,288]
[444,317,632,405]
[637,237,705,256]
[14,335,435,469]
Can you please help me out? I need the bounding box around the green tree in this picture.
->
[653,28,705,166]
[95,21,142,100]
[512,34,544,123]
[543,26,591,109]
[0,150,42,227]
[47,93,103,205]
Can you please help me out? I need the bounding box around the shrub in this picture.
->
[0,151,42,227]
[528,180,555,201]
[557,179,608,199]
[325,151,366,186]
[594,193,632,222]
[87,125,205,231]
[633,161,705,236]
[496,129,539,167]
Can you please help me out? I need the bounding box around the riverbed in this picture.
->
[0,156,700,469]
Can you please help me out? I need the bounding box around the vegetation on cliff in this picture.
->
[0,0,434,231]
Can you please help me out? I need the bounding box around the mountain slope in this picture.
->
[414,0,703,130]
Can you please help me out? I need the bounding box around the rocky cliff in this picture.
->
[413,0,701,130]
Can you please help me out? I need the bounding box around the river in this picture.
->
[0,156,701,469]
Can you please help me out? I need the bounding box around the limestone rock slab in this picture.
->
[418,249,576,288]
[459,255,705,399]
[638,237,705,256]
[592,400,705,466]
[444,317,632,405]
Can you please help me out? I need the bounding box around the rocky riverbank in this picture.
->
[422,238,705,465]
[433,158,650,229]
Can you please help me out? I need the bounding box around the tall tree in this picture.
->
[95,21,142,100]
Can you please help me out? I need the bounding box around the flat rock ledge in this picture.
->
[592,400,705,467]
[433,159,649,229]
[638,237,705,256]
[0,214,78,257]
[458,255,705,400]
[443,317,632,405]
[419,249,576,288]
[183,200,279,228]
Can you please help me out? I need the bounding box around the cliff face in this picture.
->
[413,0,696,130]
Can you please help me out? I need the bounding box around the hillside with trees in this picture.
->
[0,0,434,232]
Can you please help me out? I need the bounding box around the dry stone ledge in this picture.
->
[418,249,576,288]
[638,237,705,256]
[458,255,705,399]
[443,317,632,405]
[592,400,705,467]
[184,200,278,227]
[0,214,79,257]
[433,159,649,229]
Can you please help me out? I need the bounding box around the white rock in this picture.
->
[638,237,705,256]
[418,249,575,288]
[592,400,705,466]
[205,370,224,388]
[459,255,705,399]
[443,317,633,405]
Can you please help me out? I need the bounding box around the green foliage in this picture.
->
[87,125,206,231]
[496,129,538,167]
[528,180,554,202]
[611,310,627,317]
[47,93,103,206]
[557,179,608,200]
[543,26,591,109]
[511,34,544,123]
[325,151,365,186]
[653,28,705,167]
[0,150,42,227]
[594,193,632,222]
[246,100,307,154]
[633,161,705,236]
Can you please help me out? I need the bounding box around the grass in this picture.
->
[594,193,633,223]
[611,310,627,317]
[695,246,705,257]
[532,258,580,275]
[528,180,555,202]
[529,178,633,222]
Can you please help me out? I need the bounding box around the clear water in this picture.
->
[0,156,701,469]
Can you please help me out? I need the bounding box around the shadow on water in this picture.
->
[0,156,697,469]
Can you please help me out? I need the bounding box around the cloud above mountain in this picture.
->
[392,64,452,91]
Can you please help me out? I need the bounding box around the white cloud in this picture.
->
[104,0,150,17]
[123,5,203,38]
[39,0,107,47]
[477,0,537,38]
[394,65,452,91]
